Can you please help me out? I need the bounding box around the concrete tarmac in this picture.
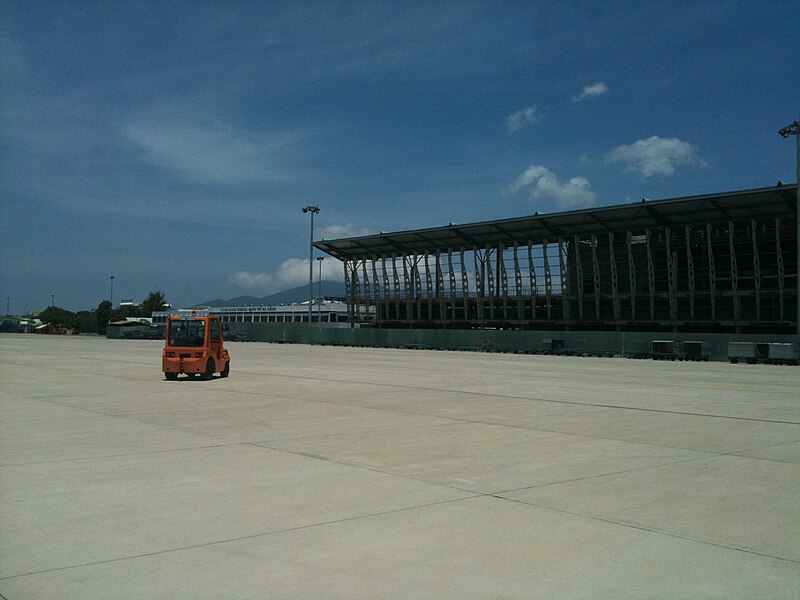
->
[1,334,798,599]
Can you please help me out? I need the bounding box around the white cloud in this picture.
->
[228,270,274,290]
[229,257,343,292]
[318,223,375,240]
[125,113,302,186]
[228,223,373,294]
[606,136,702,177]
[504,165,596,208]
[572,82,608,102]
[506,105,542,133]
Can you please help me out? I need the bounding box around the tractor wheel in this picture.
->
[165,372,178,381]
[220,361,230,378]
[200,359,214,380]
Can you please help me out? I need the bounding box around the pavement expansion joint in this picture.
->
[0,496,480,582]
[494,493,800,565]
[488,453,721,496]
[1,442,246,467]
[223,368,800,425]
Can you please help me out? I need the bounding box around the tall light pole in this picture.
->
[302,205,320,325]
[110,275,115,307]
[778,120,799,335]
[50,294,55,307]
[316,256,325,328]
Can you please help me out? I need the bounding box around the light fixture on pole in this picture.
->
[316,256,324,328]
[778,120,799,335]
[110,275,115,308]
[302,205,320,324]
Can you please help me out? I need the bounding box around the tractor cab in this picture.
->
[162,315,230,380]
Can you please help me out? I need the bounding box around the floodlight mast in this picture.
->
[302,206,320,325]
[778,121,799,334]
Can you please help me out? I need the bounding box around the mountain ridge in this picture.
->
[196,280,346,308]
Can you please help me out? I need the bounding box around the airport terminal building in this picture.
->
[152,300,350,326]
[316,185,798,335]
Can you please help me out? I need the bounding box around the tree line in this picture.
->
[36,291,168,334]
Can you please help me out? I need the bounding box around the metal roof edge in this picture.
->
[314,185,794,248]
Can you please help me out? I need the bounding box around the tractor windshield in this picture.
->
[168,319,205,347]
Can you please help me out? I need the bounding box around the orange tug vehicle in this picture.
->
[162,315,230,380]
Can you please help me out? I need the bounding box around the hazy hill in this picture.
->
[197,280,346,308]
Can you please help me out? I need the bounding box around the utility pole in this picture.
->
[302,206,320,325]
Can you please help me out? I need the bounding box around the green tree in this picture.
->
[141,291,167,316]
[77,310,98,334]
[96,300,112,334]
[38,306,78,330]
[109,304,143,322]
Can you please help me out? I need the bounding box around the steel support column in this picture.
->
[528,241,537,320]
[460,247,469,320]
[447,248,457,321]
[352,260,362,320]
[591,234,600,320]
[498,243,509,321]
[707,224,717,320]
[371,256,381,320]
[486,244,495,321]
[381,255,390,321]
[513,242,524,321]
[361,260,370,307]
[543,239,552,319]
[474,246,484,321]
[626,231,636,320]
[436,250,445,321]
[609,232,620,321]
[423,252,433,321]
[685,226,695,320]
[729,222,740,324]
[776,217,785,320]
[392,255,401,319]
[646,229,655,319]
[344,259,354,322]
[665,227,677,322]
[413,255,423,320]
[403,255,412,321]
[751,220,761,320]
[574,236,584,320]
[559,238,569,320]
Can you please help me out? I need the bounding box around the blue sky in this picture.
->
[1,0,798,312]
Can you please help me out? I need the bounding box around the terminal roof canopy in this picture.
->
[314,186,797,261]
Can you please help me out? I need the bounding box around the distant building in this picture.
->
[152,299,351,326]
[1,317,41,333]
[106,318,156,339]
